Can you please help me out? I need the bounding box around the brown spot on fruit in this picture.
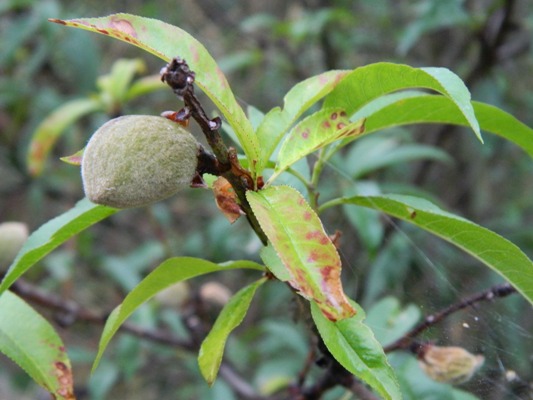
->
[331,112,338,120]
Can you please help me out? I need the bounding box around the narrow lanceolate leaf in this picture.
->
[27,98,101,176]
[270,109,365,182]
[0,292,74,399]
[93,258,265,371]
[198,278,267,385]
[0,198,118,295]
[255,70,350,174]
[49,14,259,173]
[247,186,355,321]
[60,148,84,166]
[359,94,533,159]
[339,194,533,306]
[311,301,401,400]
[324,62,481,142]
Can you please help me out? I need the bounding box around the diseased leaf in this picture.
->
[337,194,533,306]
[212,176,242,223]
[255,70,350,174]
[247,185,355,321]
[270,109,364,182]
[50,14,259,174]
[324,62,481,141]
[198,278,266,384]
[27,98,101,176]
[60,148,84,166]
[93,257,265,371]
[0,291,74,399]
[0,198,118,295]
[311,301,401,400]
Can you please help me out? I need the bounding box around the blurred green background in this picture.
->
[1,0,533,399]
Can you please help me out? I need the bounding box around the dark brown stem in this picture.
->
[384,282,516,353]
[161,57,267,244]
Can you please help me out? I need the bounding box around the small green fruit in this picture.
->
[82,115,199,208]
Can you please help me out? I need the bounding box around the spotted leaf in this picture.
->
[270,108,364,182]
[247,185,356,321]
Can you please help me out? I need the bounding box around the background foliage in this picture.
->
[1,0,533,399]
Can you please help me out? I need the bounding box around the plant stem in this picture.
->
[384,282,517,353]
[161,57,267,244]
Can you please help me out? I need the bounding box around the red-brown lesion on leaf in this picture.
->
[305,230,330,245]
[48,18,67,25]
[110,17,138,38]
[53,361,75,400]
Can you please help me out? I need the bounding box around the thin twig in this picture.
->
[10,278,193,348]
[160,57,268,244]
[384,282,517,353]
[10,278,265,400]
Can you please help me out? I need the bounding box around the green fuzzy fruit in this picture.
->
[82,115,199,208]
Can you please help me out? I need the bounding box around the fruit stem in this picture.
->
[161,57,267,244]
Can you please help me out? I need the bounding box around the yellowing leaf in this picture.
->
[247,186,355,321]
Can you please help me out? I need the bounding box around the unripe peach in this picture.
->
[418,344,484,384]
[82,115,199,208]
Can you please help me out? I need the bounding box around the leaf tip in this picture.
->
[48,18,67,25]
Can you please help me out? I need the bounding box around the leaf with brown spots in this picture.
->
[255,70,351,174]
[270,108,365,182]
[247,185,356,321]
[49,14,259,176]
[0,292,75,399]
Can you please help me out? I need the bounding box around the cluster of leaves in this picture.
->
[2,12,533,400]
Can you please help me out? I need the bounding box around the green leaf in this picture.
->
[360,94,533,158]
[259,243,292,282]
[198,277,267,384]
[50,14,259,174]
[27,98,101,176]
[93,257,265,371]
[334,194,533,306]
[247,185,355,321]
[96,58,146,107]
[365,297,421,346]
[0,198,118,295]
[255,70,350,174]
[343,138,452,180]
[324,62,481,141]
[311,301,402,400]
[124,74,167,101]
[269,109,365,182]
[0,291,74,399]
